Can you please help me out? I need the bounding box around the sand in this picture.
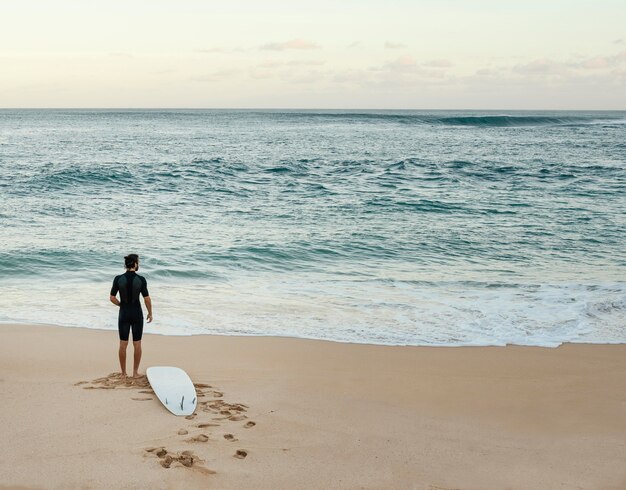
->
[0,323,625,490]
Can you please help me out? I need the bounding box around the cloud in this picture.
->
[386,55,417,71]
[260,39,319,51]
[513,58,568,76]
[423,59,452,68]
[188,48,626,96]
[474,68,499,77]
[514,50,626,76]
[384,56,452,73]
[249,59,327,81]
[577,51,626,70]
[579,56,610,69]
[614,39,624,45]
[331,56,450,89]
[384,41,406,49]
[347,41,360,49]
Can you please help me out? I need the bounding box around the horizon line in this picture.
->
[1,107,625,112]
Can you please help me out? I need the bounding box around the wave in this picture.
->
[431,115,585,127]
[0,249,114,277]
[269,111,626,127]
[3,277,625,347]
[365,197,469,214]
[22,165,133,191]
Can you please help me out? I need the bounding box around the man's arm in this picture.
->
[110,276,119,306]
[140,277,152,323]
[144,296,153,323]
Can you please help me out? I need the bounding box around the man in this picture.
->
[109,254,153,378]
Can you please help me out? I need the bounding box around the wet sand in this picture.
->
[0,323,625,489]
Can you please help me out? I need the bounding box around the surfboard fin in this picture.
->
[180,395,185,410]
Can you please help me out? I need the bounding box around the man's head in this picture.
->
[124,254,140,271]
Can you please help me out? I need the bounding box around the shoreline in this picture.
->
[2,320,624,349]
[1,322,625,489]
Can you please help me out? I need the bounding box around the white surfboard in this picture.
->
[146,366,197,416]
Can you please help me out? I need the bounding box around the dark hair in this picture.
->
[124,254,139,269]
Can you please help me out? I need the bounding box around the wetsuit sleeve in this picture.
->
[110,276,119,296]
[141,277,149,297]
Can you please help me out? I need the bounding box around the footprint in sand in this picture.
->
[185,412,198,420]
[131,397,153,401]
[148,448,168,458]
[160,455,174,468]
[187,434,209,443]
[146,448,216,474]
[223,434,237,442]
[178,429,188,435]
[79,372,151,390]
[145,446,165,455]
[229,415,247,421]
[197,423,219,428]
[234,450,247,459]
[243,421,256,429]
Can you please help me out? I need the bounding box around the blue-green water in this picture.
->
[0,109,625,345]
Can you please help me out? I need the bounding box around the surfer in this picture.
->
[109,254,153,378]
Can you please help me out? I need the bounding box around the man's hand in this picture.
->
[110,295,120,307]
[144,296,153,323]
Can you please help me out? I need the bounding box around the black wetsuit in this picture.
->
[110,271,149,341]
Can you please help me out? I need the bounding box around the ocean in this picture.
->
[0,109,624,346]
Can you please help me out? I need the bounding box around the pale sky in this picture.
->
[1,0,625,109]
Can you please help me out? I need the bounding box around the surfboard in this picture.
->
[146,366,197,416]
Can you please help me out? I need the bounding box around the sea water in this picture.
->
[0,109,624,346]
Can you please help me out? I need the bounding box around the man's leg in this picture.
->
[132,340,142,378]
[119,340,129,376]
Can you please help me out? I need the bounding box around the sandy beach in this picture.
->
[0,323,625,490]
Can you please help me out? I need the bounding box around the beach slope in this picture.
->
[0,323,625,489]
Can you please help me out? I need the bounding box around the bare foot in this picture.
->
[132,373,142,379]
[121,373,127,380]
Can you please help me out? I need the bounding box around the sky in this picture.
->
[1,0,625,109]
